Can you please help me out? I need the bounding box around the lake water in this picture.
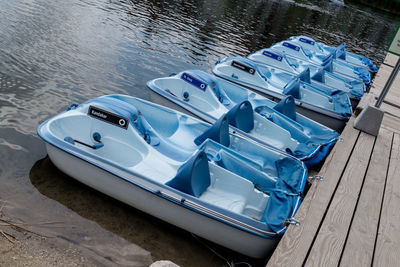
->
[0,0,398,265]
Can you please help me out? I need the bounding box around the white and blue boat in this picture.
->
[247,48,366,105]
[212,56,353,130]
[330,0,345,5]
[288,36,378,73]
[148,70,340,167]
[37,94,308,258]
[271,40,372,84]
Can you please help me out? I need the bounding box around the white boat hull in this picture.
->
[46,143,277,258]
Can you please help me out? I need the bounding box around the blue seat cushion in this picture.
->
[194,114,230,146]
[166,150,211,197]
[282,78,301,99]
[273,96,297,121]
[226,100,254,132]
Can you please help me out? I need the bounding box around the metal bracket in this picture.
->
[309,175,324,182]
[285,218,300,227]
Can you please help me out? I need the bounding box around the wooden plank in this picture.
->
[354,92,376,115]
[381,102,400,118]
[266,116,360,267]
[304,131,376,267]
[383,73,400,107]
[373,133,400,267]
[339,128,393,267]
[384,52,400,67]
[370,63,400,107]
[370,64,394,96]
[386,78,400,96]
[382,113,400,134]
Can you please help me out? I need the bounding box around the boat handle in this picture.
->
[64,132,104,149]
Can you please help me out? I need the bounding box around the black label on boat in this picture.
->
[262,50,283,61]
[231,61,255,75]
[88,106,129,130]
[181,72,207,91]
[299,37,315,45]
[283,42,300,51]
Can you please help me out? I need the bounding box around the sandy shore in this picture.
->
[0,205,153,267]
[0,228,101,266]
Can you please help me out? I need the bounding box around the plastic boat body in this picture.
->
[248,48,366,105]
[212,56,352,131]
[271,40,371,84]
[330,0,345,5]
[289,36,378,73]
[37,95,308,258]
[148,70,340,167]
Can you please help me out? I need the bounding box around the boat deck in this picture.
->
[267,52,400,267]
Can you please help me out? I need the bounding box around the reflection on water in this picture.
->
[0,0,398,265]
[29,157,229,266]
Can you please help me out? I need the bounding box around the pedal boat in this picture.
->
[147,70,340,167]
[288,36,378,73]
[212,56,353,131]
[37,94,308,258]
[248,48,365,106]
[271,40,371,84]
[330,0,345,5]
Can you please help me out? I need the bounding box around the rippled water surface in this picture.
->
[0,0,398,265]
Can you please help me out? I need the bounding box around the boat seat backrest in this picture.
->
[226,100,254,133]
[91,97,154,141]
[334,43,347,60]
[273,96,297,120]
[194,114,230,146]
[282,78,301,99]
[166,150,211,197]
[297,68,311,83]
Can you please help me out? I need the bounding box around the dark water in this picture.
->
[0,0,398,265]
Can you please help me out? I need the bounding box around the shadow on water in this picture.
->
[29,156,269,266]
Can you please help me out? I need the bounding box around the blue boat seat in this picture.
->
[194,114,230,146]
[311,67,325,83]
[297,68,311,83]
[282,78,301,99]
[187,70,233,107]
[199,163,268,218]
[90,96,193,161]
[273,96,297,121]
[211,149,276,194]
[166,150,211,197]
[226,100,254,132]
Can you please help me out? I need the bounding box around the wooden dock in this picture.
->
[267,52,400,267]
